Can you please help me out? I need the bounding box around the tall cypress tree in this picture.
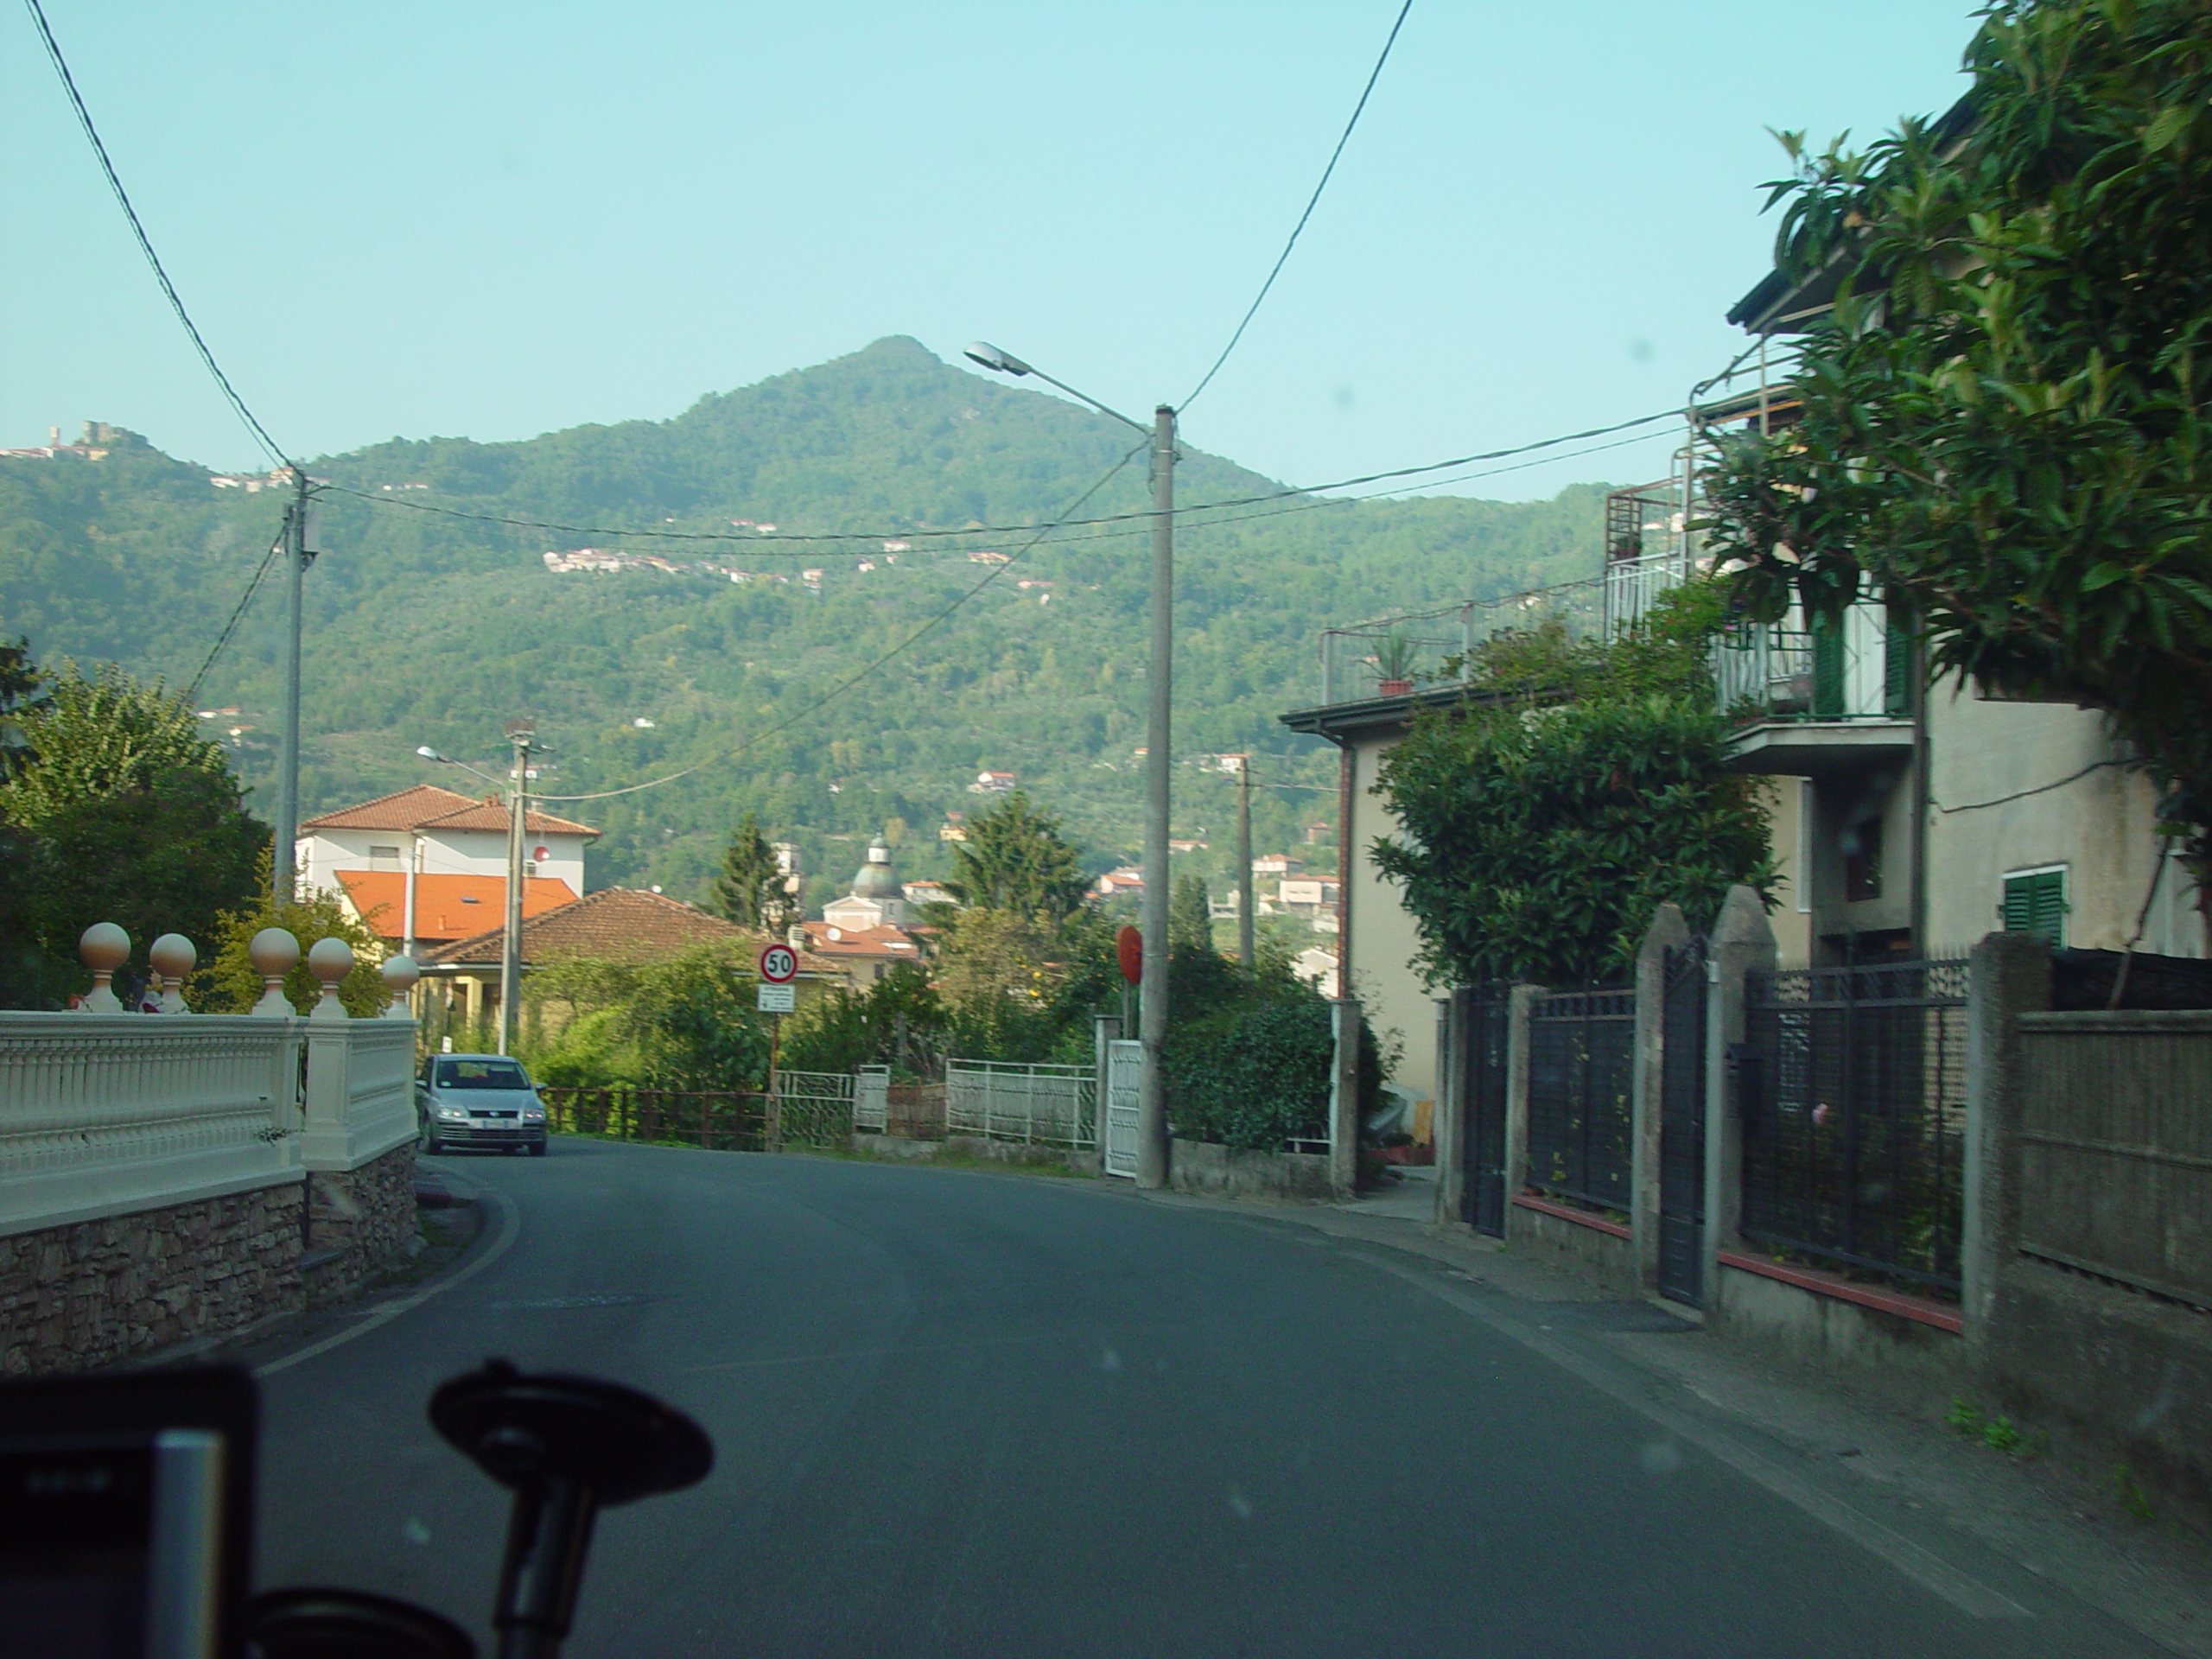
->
[711,811,789,931]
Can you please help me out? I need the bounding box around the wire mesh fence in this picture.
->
[1740,957,1970,1295]
[769,1069,857,1150]
[1525,988,1636,1215]
[944,1059,1096,1149]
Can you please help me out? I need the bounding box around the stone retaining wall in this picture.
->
[304,1141,419,1306]
[0,1177,307,1376]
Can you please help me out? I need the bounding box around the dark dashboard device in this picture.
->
[0,1365,257,1659]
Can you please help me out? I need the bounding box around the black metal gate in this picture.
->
[1525,988,1635,1216]
[1458,989,1510,1236]
[1656,941,1707,1306]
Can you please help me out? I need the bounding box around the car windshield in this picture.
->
[433,1059,531,1091]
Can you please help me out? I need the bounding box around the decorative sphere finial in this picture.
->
[78,922,130,1013]
[379,953,420,1018]
[250,927,301,1017]
[148,933,196,1014]
[307,937,353,1020]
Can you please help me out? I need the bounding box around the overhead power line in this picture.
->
[524,441,1150,805]
[326,405,1679,550]
[23,0,290,474]
[1179,0,1414,412]
[183,533,284,702]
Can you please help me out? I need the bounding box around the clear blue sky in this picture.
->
[3,2,1979,501]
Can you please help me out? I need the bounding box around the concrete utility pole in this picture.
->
[1136,404,1176,1187]
[270,470,312,905]
[1236,756,1255,973]
[499,721,537,1057]
[957,344,1175,1186]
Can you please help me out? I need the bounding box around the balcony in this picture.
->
[1715,601,1915,774]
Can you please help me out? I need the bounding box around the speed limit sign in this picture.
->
[759,943,798,983]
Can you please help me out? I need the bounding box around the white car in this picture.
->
[416,1054,550,1156]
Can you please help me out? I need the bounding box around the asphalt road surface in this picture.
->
[251,1138,2168,1657]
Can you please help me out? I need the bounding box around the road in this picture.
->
[250,1137,2166,1657]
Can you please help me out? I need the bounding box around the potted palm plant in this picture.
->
[1372,631,1420,696]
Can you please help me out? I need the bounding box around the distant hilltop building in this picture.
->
[1095,868,1143,899]
[968,771,1015,794]
[3,422,143,461]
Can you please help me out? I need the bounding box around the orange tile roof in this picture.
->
[419,888,845,972]
[797,920,923,958]
[337,872,579,943]
[416,798,601,837]
[300,783,599,837]
[300,785,478,833]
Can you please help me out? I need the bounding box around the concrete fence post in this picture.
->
[1961,930,2050,1354]
[1703,887,1777,1301]
[1329,997,1362,1198]
[1093,1014,1120,1148]
[1504,985,1541,1207]
[1631,904,1691,1296]
[1433,993,1470,1227]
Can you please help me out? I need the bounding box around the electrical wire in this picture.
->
[183,532,283,702]
[323,406,1680,550]
[1180,0,1414,412]
[518,440,1151,804]
[23,0,291,474]
[1935,757,2126,814]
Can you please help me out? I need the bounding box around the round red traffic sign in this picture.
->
[1116,925,1142,985]
[759,944,798,983]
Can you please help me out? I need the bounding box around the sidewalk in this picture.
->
[1131,1178,2212,1659]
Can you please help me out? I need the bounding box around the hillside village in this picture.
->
[3,3,2211,1648]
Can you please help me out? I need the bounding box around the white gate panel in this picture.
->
[854,1065,890,1132]
[1103,1039,1142,1179]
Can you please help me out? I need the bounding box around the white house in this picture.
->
[296,785,601,950]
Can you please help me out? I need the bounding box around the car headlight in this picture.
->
[435,1104,468,1121]
[523,1108,545,1122]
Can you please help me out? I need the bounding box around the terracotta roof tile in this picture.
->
[299,784,600,837]
[419,888,842,973]
[299,784,478,833]
[335,872,579,944]
[416,798,601,837]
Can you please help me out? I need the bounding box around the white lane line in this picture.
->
[254,1174,523,1379]
[1349,1249,2031,1622]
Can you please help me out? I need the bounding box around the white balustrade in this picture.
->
[0,1014,300,1237]
[301,1018,417,1172]
[0,923,424,1236]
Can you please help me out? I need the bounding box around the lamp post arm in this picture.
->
[1021,368,1152,438]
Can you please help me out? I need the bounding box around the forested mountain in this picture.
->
[0,336,1611,904]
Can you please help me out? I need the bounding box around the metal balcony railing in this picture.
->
[1714,601,1906,724]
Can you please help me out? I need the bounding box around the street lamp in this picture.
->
[417,728,542,1058]
[965,342,1175,1189]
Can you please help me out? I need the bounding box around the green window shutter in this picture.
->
[2002,870,2067,946]
[1809,612,1844,717]
[1884,618,1911,717]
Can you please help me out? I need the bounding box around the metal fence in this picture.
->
[1456,991,1511,1236]
[1316,577,1606,705]
[769,1069,857,1150]
[1525,988,1636,1215]
[945,1058,1096,1149]
[539,1087,768,1152]
[1741,957,1969,1294]
[2016,1011,2212,1310]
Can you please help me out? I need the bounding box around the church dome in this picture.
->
[850,836,899,899]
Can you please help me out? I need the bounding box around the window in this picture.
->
[2002,867,2068,946]
[1844,813,1883,902]
[434,1058,531,1090]
[368,844,402,871]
